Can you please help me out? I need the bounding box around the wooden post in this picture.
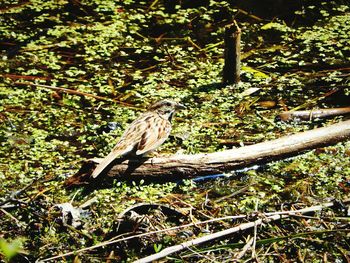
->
[223,20,241,84]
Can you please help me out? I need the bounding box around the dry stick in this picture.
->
[134,200,349,263]
[0,174,45,207]
[0,1,30,12]
[290,89,338,112]
[236,9,263,22]
[37,199,349,262]
[223,20,241,84]
[278,107,350,122]
[251,200,259,259]
[233,237,254,261]
[147,0,160,11]
[66,119,350,185]
[2,74,50,81]
[14,81,136,107]
[1,208,21,224]
[4,73,87,83]
[37,215,247,262]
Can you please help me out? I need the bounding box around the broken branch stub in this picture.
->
[223,20,241,84]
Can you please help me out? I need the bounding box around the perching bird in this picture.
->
[91,100,185,178]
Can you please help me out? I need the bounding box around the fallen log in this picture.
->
[65,120,350,186]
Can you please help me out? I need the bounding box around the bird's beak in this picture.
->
[175,102,186,110]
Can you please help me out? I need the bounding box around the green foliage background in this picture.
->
[0,0,349,261]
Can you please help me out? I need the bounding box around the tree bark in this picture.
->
[223,20,241,84]
[278,107,350,121]
[65,120,350,186]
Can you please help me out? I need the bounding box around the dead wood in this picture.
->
[133,199,350,263]
[65,120,350,186]
[37,199,350,262]
[14,81,136,107]
[223,20,241,84]
[278,107,350,121]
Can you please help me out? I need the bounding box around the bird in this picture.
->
[91,100,185,178]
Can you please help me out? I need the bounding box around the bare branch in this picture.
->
[65,120,350,186]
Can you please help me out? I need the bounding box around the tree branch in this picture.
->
[37,199,350,262]
[65,120,350,186]
[133,199,350,263]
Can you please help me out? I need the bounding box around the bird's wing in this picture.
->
[91,115,149,179]
[136,117,171,155]
[91,112,172,178]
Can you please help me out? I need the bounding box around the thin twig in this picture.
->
[37,199,350,262]
[133,199,350,263]
[0,208,22,225]
[185,246,217,262]
[36,215,246,262]
[0,175,45,207]
[187,37,203,51]
[290,89,338,111]
[14,81,136,108]
[236,9,263,22]
[251,200,259,260]
[147,0,160,11]
[233,236,254,261]
[215,186,249,203]
[255,110,276,126]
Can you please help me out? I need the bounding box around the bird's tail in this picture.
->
[91,150,121,178]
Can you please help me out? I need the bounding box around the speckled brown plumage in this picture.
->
[91,100,185,178]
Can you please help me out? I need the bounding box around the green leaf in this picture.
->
[154,243,162,253]
[0,238,24,261]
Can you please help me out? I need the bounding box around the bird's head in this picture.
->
[148,100,185,120]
